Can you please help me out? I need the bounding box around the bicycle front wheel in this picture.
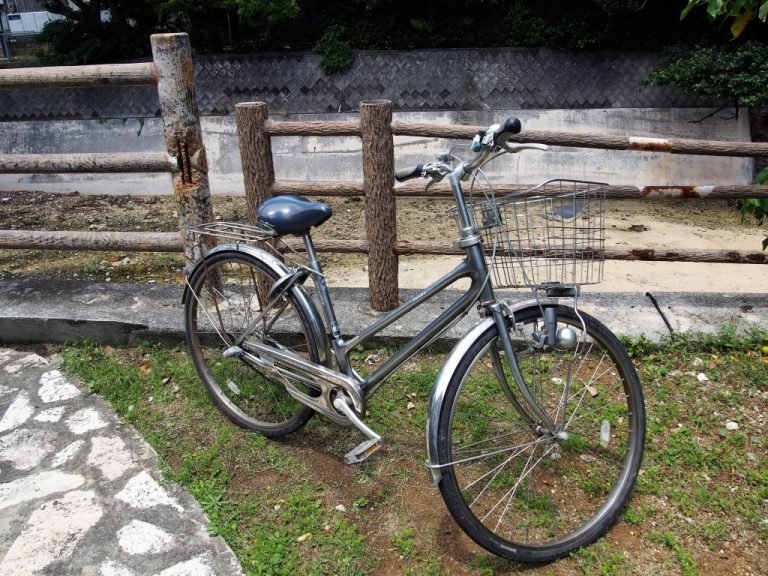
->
[185,250,320,436]
[436,305,645,563]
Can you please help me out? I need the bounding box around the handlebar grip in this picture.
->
[482,117,523,149]
[502,117,522,135]
[395,164,424,183]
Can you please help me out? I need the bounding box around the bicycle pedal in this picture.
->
[344,438,382,465]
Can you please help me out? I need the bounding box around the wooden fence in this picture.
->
[1,53,768,311]
[0,32,213,264]
[234,100,768,310]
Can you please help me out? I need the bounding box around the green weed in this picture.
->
[649,532,700,576]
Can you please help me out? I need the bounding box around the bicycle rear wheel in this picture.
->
[436,305,644,562]
[184,250,319,436]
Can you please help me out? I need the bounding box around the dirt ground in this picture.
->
[0,190,767,292]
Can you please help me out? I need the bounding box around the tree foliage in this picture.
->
[675,1,768,250]
[738,167,768,250]
[648,41,768,106]
[39,1,157,64]
[682,0,768,38]
[32,0,729,65]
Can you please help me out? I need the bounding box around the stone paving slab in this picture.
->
[0,349,244,576]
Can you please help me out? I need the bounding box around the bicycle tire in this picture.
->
[436,305,645,562]
[185,250,319,436]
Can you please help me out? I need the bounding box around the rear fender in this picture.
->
[183,243,330,366]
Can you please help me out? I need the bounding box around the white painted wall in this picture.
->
[0,108,753,195]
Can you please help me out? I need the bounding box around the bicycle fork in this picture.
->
[488,301,568,439]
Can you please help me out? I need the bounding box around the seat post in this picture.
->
[303,233,342,340]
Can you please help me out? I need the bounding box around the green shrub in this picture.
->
[313,25,354,74]
[648,41,768,107]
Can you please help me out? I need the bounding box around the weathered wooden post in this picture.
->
[234,102,275,223]
[150,33,213,266]
[360,100,398,311]
[235,102,276,304]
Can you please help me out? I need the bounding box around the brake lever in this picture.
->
[425,173,445,193]
[505,142,549,153]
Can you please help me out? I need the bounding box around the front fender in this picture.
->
[425,298,553,485]
[183,243,330,366]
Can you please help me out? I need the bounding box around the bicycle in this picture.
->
[182,117,646,563]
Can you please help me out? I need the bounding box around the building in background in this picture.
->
[1,0,63,59]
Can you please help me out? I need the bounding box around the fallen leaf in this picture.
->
[296,532,311,543]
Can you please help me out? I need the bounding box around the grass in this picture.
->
[60,327,768,575]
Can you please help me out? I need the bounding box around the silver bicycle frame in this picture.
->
[299,164,558,434]
[290,167,493,393]
[220,148,560,438]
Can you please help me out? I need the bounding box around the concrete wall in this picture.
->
[0,49,722,122]
[0,107,753,195]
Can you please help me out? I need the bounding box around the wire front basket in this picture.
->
[457,179,607,289]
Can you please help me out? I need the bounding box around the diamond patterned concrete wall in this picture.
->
[0,48,720,121]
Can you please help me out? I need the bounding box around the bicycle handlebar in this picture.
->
[394,117,532,182]
[394,164,425,183]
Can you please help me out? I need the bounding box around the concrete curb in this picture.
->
[1,278,765,345]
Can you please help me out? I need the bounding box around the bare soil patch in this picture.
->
[1,190,767,292]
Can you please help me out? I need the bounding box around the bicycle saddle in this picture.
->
[257,195,333,235]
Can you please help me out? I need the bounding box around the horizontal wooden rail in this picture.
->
[274,238,768,264]
[394,183,768,199]
[270,180,768,200]
[0,153,176,174]
[0,230,181,252]
[0,62,156,89]
[265,120,361,137]
[391,121,768,158]
[271,181,365,196]
[2,231,765,265]
[0,34,210,266]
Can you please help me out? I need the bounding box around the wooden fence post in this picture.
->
[361,100,398,311]
[235,102,275,223]
[150,33,213,266]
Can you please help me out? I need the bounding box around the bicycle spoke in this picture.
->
[185,252,318,435]
[453,437,550,479]
[494,444,556,532]
[438,306,643,560]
